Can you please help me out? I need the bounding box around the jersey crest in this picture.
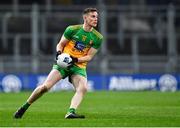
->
[82,35,87,42]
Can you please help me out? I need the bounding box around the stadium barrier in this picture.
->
[0,73,179,92]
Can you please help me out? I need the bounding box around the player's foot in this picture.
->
[65,112,85,119]
[14,107,26,119]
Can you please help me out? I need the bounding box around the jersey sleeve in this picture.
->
[92,37,103,49]
[63,26,73,40]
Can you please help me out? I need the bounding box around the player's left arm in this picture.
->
[76,36,103,63]
[76,34,103,63]
[77,47,98,63]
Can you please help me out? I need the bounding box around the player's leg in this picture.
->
[65,74,87,119]
[70,75,88,109]
[27,69,62,104]
[14,69,63,119]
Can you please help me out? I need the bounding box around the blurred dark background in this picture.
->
[0,0,179,74]
[1,0,180,5]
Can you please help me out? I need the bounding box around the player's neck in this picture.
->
[83,24,93,32]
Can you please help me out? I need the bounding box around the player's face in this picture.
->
[85,11,98,27]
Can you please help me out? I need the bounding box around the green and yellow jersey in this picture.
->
[63,24,103,68]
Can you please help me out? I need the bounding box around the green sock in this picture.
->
[68,108,75,113]
[22,102,31,110]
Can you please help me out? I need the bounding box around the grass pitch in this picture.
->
[0,91,180,127]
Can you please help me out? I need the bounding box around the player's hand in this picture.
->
[56,51,62,60]
[71,56,78,63]
[67,56,78,67]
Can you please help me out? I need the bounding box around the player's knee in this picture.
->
[77,85,88,94]
[39,85,48,94]
[83,86,88,93]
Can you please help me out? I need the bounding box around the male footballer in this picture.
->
[14,7,103,119]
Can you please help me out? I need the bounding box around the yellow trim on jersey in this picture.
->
[92,29,103,39]
[70,24,82,31]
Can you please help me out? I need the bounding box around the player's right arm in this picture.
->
[56,35,69,53]
[56,25,74,53]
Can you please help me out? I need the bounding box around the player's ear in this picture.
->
[83,14,87,21]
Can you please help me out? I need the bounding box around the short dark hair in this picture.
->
[83,7,98,15]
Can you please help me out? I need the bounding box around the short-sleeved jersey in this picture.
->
[63,24,103,68]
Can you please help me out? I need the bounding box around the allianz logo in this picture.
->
[109,74,178,91]
[109,76,157,91]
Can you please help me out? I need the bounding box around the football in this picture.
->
[57,53,72,68]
